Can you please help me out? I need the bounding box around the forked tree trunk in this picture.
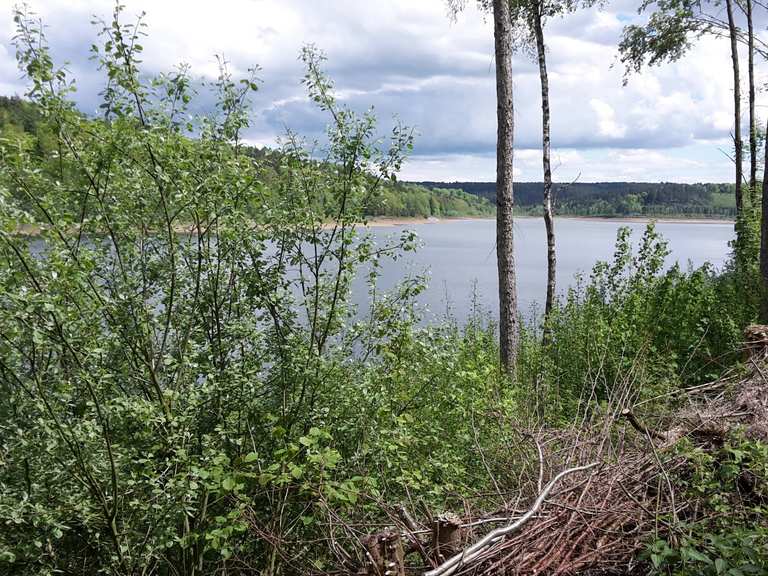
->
[761,117,768,322]
[747,0,757,202]
[532,7,556,329]
[493,0,519,375]
[726,0,744,214]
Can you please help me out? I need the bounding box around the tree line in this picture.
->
[416,180,738,217]
[0,95,493,221]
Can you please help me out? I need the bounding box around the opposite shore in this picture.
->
[11,214,735,236]
[360,214,735,227]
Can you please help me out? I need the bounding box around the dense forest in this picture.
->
[0,96,493,220]
[1,95,736,221]
[0,3,767,576]
[416,180,737,217]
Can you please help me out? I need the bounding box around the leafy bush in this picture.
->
[0,8,511,574]
[522,223,752,421]
[644,434,768,576]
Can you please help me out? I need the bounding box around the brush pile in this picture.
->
[350,326,768,576]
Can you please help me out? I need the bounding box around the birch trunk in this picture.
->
[761,116,768,322]
[726,0,743,214]
[533,8,556,326]
[747,0,757,202]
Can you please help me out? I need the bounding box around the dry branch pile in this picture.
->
[349,326,768,576]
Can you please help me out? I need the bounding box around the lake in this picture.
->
[356,217,735,322]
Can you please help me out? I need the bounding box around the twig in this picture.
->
[620,409,667,441]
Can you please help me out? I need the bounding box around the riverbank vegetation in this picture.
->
[2,94,739,221]
[0,4,766,576]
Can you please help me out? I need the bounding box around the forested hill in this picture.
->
[415,180,737,218]
[0,95,492,219]
[1,95,733,220]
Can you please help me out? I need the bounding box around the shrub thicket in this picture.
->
[0,6,764,575]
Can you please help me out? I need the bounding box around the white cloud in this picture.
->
[0,0,758,182]
[590,99,627,139]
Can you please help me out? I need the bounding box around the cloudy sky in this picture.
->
[1,0,763,182]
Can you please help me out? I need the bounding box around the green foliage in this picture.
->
[519,223,753,420]
[644,434,768,576]
[416,180,738,219]
[618,0,703,77]
[0,9,506,575]
[368,184,493,218]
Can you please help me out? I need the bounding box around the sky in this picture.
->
[0,0,764,183]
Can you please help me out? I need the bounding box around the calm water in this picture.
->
[355,218,734,322]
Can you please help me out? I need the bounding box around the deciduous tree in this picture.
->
[619,0,754,215]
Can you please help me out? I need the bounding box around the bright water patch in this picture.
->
[353,217,734,323]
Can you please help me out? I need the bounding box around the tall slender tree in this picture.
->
[619,0,748,216]
[725,0,744,213]
[530,1,557,325]
[519,0,592,326]
[742,0,757,203]
[447,0,519,373]
[762,116,768,322]
[493,0,520,373]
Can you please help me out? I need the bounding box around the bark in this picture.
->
[761,116,768,323]
[493,0,519,374]
[361,530,405,576]
[747,0,757,202]
[533,7,556,327]
[432,513,463,562]
[726,0,744,214]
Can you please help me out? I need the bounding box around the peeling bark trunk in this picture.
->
[760,117,768,323]
[360,530,405,576]
[747,0,757,202]
[533,8,556,328]
[493,0,519,375]
[726,0,743,215]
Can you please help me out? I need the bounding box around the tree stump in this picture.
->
[431,512,463,563]
[745,324,768,361]
[360,529,405,576]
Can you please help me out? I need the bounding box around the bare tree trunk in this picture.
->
[726,0,744,214]
[761,117,768,322]
[747,0,757,203]
[493,0,519,375]
[532,7,556,330]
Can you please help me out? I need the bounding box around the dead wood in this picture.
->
[359,530,405,576]
[347,326,768,576]
[431,513,464,563]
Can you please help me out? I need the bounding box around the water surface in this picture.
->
[357,217,734,322]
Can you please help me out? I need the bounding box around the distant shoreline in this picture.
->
[11,214,735,236]
[361,214,735,227]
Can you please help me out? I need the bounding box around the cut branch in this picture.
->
[423,462,598,576]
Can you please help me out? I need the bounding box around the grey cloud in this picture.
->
[0,0,749,181]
